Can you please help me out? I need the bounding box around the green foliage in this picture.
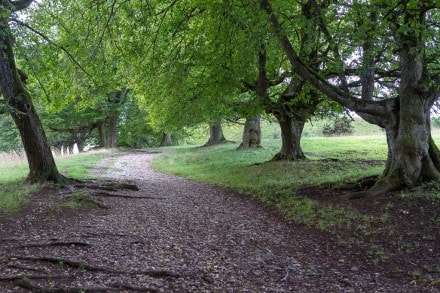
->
[0,115,21,151]
[117,100,162,148]
[322,115,354,136]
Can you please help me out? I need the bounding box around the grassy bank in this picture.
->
[152,135,387,193]
[0,150,111,214]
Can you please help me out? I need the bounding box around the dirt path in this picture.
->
[0,152,437,292]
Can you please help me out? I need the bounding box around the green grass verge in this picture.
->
[0,181,40,214]
[55,149,113,179]
[0,150,112,214]
[52,191,104,214]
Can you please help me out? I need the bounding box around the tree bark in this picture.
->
[272,114,306,161]
[97,120,107,148]
[159,133,172,147]
[0,2,65,184]
[204,123,226,146]
[369,23,440,194]
[239,117,261,148]
[107,115,117,148]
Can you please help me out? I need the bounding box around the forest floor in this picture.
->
[0,151,438,292]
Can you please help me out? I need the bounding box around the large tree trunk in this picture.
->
[204,123,226,146]
[107,115,117,148]
[159,133,172,147]
[366,10,440,194]
[0,5,66,184]
[97,120,107,148]
[9,94,66,183]
[239,117,261,149]
[272,114,306,161]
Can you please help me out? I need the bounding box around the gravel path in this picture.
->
[0,152,435,292]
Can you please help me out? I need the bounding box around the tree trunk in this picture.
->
[239,117,261,149]
[159,133,172,147]
[204,123,226,146]
[272,114,306,161]
[98,120,107,148]
[107,115,117,148]
[356,10,440,196]
[0,6,66,184]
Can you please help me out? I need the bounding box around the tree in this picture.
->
[0,0,66,183]
[204,123,227,146]
[16,0,139,150]
[238,0,337,160]
[159,133,172,147]
[261,0,440,194]
[118,1,266,140]
[239,117,261,149]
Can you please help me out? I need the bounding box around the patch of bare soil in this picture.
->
[0,152,438,292]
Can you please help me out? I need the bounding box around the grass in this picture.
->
[0,181,40,214]
[0,149,113,214]
[55,149,114,179]
[52,191,103,214]
[152,137,385,194]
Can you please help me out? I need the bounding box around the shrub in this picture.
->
[322,116,354,136]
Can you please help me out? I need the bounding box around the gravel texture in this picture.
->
[0,152,437,292]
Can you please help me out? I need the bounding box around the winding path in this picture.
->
[0,152,429,292]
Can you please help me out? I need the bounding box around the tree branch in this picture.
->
[9,0,34,11]
[12,18,93,80]
[259,0,388,117]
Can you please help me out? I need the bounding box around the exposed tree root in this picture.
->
[64,194,109,209]
[12,256,106,272]
[75,182,139,192]
[75,184,118,192]
[0,274,71,281]
[271,152,307,161]
[92,192,165,200]
[81,232,131,238]
[14,278,118,293]
[7,264,40,271]
[17,241,91,249]
[107,183,140,191]
[11,256,181,278]
[108,282,158,292]
[337,175,379,192]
